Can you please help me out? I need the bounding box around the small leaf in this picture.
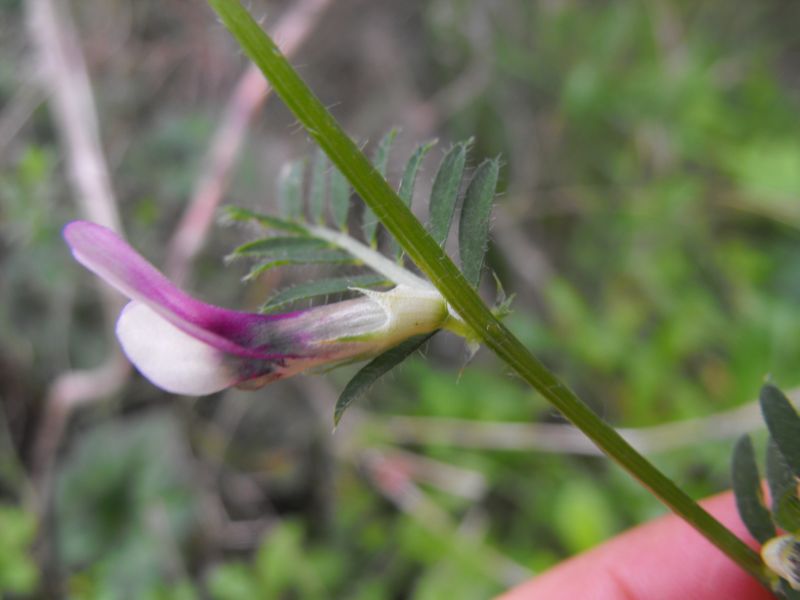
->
[261,274,390,312]
[231,236,332,258]
[243,253,356,281]
[390,139,437,259]
[309,148,328,223]
[768,440,796,511]
[731,435,776,543]
[363,129,399,244]
[278,159,305,219]
[373,128,399,178]
[775,488,800,534]
[330,167,351,230]
[458,157,499,287]
[398,140,437,207]
[334,333,435,426]
[221,206,309,235]
[766,438,800,533]
[428,141,469,246]
[231,237,355,279]
[761,384,800,477]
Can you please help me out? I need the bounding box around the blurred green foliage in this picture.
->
[0,503,38,595]
[438,0,800,425]
[3,0,800,597]
[57,413,197,598]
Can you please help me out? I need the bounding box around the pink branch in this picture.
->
[27,0,129,478]
[165,0,333,285]
[27,0,122,233]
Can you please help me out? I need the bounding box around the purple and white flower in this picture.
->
[64,221,450,396]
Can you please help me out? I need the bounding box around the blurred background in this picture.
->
[3,0,800,597]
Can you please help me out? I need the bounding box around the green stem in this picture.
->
[209,0,768,584]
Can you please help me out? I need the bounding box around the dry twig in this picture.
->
[165,0,333,285]
[362,450,531,587]
[0,78,44,152]
[26,0,129,480]
[374,389,800,456]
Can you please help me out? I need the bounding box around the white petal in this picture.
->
[116,302,238,395]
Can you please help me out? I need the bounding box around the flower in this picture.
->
[762,534,800,590]
[63,221,450,395]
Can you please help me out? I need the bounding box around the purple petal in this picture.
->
[64,221,286,359]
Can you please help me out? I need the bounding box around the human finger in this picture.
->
[497,491,774,600]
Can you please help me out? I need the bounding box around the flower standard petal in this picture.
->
[63,220,287,356]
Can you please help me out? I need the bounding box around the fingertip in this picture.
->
[498,492,774,600]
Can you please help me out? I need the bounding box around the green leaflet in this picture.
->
[231,237,355,280]
[767,440,795,511]
[330,166,351,230]
[775,489,800,534]
[261,274,390,313]
[363,129,399,245]
[278,159,305,219]
[373,128,398,178]
[428,141,469,246]
[310,148,328,223]
[243,253,356,281]
[221,206,309,235]
[231,236,333,257]
[399,139,437,207]
[731,435,775,543]
[760,384,800,477]
[391,139,437,260]
[767,438,797,527]
[459,158,499,288]
[333,333,435,426]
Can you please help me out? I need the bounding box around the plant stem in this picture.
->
[209,0,769,583]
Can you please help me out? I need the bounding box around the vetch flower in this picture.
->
[762,534,800,590]
[63,221,453,396]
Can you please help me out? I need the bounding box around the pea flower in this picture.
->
[63,221,452,396]
[762,534,800,590]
